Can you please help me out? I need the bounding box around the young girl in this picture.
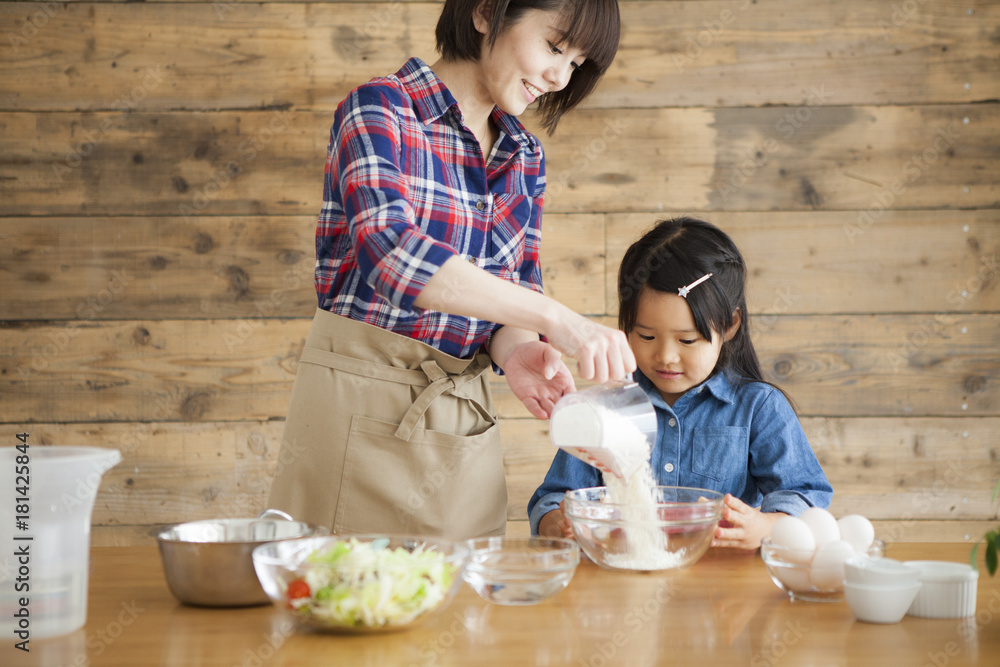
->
[267,0,634,540]
[529,217,833,550]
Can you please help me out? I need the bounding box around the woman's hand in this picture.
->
[711,494,785,551]
[416,258,635,383]
[502,341,575,419]
[543,312,636,383]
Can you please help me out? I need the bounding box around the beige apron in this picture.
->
[266,308,507,540]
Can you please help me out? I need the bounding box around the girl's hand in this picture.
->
[712,494,784,550]
[538,503,575,539]
[502,341,575,419]
[544,312,635,383]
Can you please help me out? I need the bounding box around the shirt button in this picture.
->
[467,256,477,264]
[475,199,486,211]
[668,418,677,427]
[664,463,675,473]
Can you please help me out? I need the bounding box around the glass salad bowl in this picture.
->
[252,535,470,633]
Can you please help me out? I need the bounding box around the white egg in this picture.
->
[809,540,855,591]
[838,514,875,553]
[770,516,816,564]
[799,507,840,549]
[775,565,814,594]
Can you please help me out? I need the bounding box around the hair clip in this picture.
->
[677,273,713,299]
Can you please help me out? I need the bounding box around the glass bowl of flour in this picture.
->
[563,485,724,573]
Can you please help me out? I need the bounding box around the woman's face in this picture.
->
[474,8,585,116]
[627,288,732,406]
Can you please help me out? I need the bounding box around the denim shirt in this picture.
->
[528,370,833,534]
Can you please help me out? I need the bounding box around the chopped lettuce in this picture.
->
[287,538,454,629]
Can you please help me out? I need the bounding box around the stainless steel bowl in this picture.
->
[157,509,328,607]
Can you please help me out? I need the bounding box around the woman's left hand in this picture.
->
[502,341,576,419]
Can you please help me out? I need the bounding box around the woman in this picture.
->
[268,0,632,539]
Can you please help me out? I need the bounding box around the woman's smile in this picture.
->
[523,80,544,102]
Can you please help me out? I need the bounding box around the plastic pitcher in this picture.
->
[0,445,122,640]
[548,377,657,479]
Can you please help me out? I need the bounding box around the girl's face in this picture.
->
[627,288,737,406]
[474,8,586,116]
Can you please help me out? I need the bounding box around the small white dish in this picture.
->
[844,581,922,624]
[904,560,978,618]
[844,556,920,587]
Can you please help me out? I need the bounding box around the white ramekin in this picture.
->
[904,560,979,619]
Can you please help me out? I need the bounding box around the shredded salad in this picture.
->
[284,537,455,629]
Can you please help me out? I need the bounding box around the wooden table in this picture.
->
[5,543,1000,666]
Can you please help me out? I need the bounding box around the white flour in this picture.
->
[552,402,685,570]
[602,463,685,570]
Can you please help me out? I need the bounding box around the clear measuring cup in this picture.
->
[0,445,122,639]
[548,377,657,479]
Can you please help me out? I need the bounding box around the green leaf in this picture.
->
[971,543,981,571]
[992,533,1000,577]
[987,539,998,577]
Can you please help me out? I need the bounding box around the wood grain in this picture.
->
[2,104,996,216]
[2,1,996,111]
[3,315,998,421]
[0,213,605,319]
[1,0,997,544]
[608,210,1000,316]
[16,417,1000,543]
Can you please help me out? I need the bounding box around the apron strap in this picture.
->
[394,361,457,441]
[300,346,495,443]
[396,356,494,441]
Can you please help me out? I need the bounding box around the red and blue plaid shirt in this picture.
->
[315,58,546,359]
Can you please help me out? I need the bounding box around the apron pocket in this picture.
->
[334,415,507,540]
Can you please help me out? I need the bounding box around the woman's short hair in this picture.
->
[435,0,620,133]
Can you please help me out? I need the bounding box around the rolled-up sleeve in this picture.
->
[527,449,603,534]
[333,86,457,313]
[749,390,833,516]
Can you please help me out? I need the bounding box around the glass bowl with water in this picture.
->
[463,537,579,605]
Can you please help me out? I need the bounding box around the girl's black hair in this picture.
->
[618,217,793,404]
[435,0,620,134]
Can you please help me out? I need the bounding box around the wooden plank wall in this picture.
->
[1,0,998,547]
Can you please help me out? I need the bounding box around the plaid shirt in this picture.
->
[315,58,546,359]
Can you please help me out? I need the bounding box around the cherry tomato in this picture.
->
[286,579,310,608]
